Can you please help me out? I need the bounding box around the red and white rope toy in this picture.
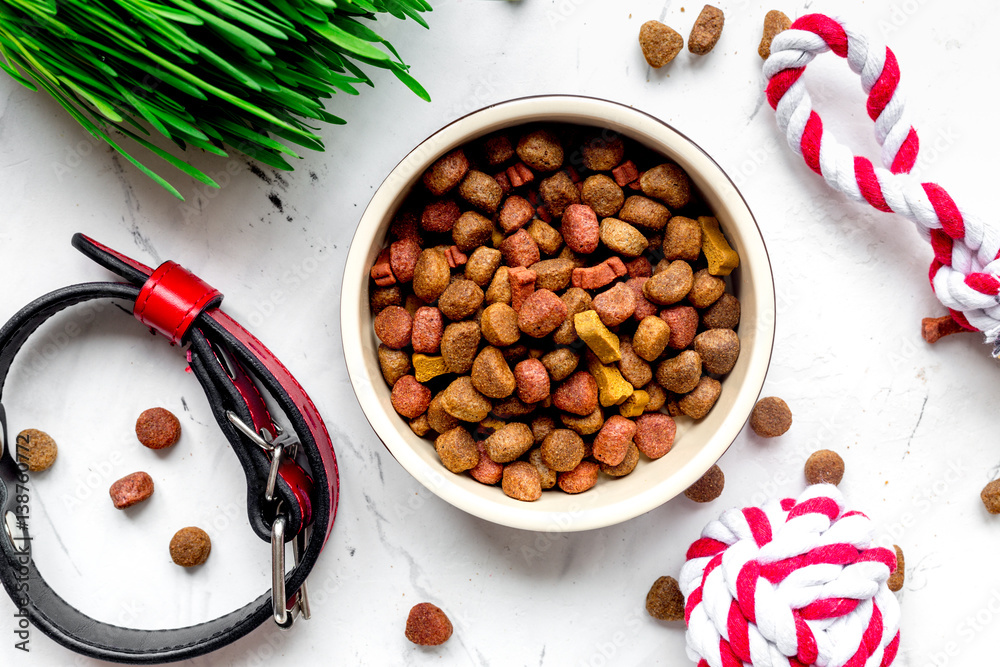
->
[763,14,1000,355]
[679,484,900,667]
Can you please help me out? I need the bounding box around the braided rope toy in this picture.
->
[763,14,1000,355]
[680,484,900,667]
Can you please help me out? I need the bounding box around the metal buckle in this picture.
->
[226,411,310,628]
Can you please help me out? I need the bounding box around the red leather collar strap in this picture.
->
[0,234,340,663]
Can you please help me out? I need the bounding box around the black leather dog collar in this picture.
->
[0,234,340,663]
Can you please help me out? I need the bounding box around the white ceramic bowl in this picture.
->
[342,95,775,532]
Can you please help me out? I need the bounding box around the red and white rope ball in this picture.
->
[679,484,900,667]
[763,14,1000,354]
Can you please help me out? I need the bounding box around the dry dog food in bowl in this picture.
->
[342,96,774,531]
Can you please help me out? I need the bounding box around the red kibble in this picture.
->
[499,195,535,233]
[494,171,512,195]
[558,461,600,494]
[373,305,412,350]
[445,246,468,268]
[389,238,421,283]
[390,375,432,419]
[921,315,969,343]
[421,199,461,233]
[552,371,599,416]
[517,289,568,338]
[562,204,600,254]
[536,205,553,223]
[660,306,699,349]
[612,160,640,187]
[370,247,396,287]
[507,162,535,188]
[405,603,453,646]
[470,441,504,485]
[627,278,659,321]
[501,228,541,268]
[514,358,551,404]
[411,307,444,354]
[109,471,154,509]
[508,266,537,312]
[634,413,676,459]
[626,256,653,278]
[593,415,636,466]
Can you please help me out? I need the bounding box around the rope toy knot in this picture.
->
[763,13,1000,355]
[679,484,900,667]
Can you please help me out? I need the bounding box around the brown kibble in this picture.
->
[441,376,492,422]
[618,337,652,389]
[413,249,452,303]
[514,358,551,403]
[804,450,845,486]
[501,228,541,268]
[644,382,667,413]
[498,195,536,234]
[109,471,154,509]
[516,129,564,172]
[627,278,659,322]
[540,429,586,472]
[502,460,543,501]
[553,371,599,416]
[641,164,692,210]
[558,461,600,494]
[633,316,671,362]
[435,426,480,473]
[600,218,648,257]
[485,422,535,463]
[539,171,581,218]
[561,407,605,435]
[391,375,432,419]
[471,346,517,399]
[440,321,481,374]
[459,170,503,214]
[135,408,181,450]
[661,306,699,349]
[470,441,504,485]
[693,329,740,375]
[541,347,580,382]
[688,269,726,308]
[592,283,637,327]
[655,350,702,394]
[749,397,792,437]
[634,413,676,459]
[170,527,211,567]
[663,216,702,261]
[529,448,558,489]
[593,415,637,466]
[619,196,671,231]
[678,376,721,419]
[553,287,592,345]
[531,259,575,292]
[427,393,460,434]
[486,266,512,305]
[423,149,469,196]
[562,204,601,254]
[16,429,58,471]
[582,134,626,171]
[701,293,741,330]
[378,344,412,386]
[483,134,515,165]
[370,284,402,315]
[527,220,563,258]
[531,415,557,445]
[464,246,502,286]
[581,174,625,218]
[438,279,485,321]
[887,545,905,592]
[451,211,494,252]
[684,464,724,502]
[517,289,568,338]
[491,394,535,419]
[409,415,431,437]
[982,480,1000,514]
[689,5,725,55]
[644,261,694,305]
[759,10,792,60]
[421,199,461,234]
[646,576,685,621]
[480,303,521,347]
[921,315,969,344]
[405,602,453,646]
[600,441,639,477]
[639,20,684,68]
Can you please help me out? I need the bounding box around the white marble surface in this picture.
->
[1,1,1000,665]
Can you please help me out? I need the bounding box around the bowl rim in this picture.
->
[341,94,776,532]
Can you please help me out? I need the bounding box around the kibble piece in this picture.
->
[464,247,502,287]
[373,305,412,350]
[644,261,694,305]
[501,229,542,269]
[540,429,586,472]
[634,413,676,459]
[557,461,600,494]
[553,371,599,416]
[470,442,504,485]
[678,376,722,419]
[516,129,564,172]
[639,20,684,68]
[582,134,626,171]
[699,216,740,275]
[804,450,845,486]
[593,283,637,328]
[553,287,593,345]
[389,238,421,285]
[600,441,640,477]
[888,545,905,592]
[452,211,495,252]
[684,464,724,502]
[644,382,667,413]
[370,284,402,315]
[109,471,154,509]
[527,219,563,256]
[471,346,517,399]
[421,199,461,233]
[541,347,580,382]
[16,429,58,471]
[480,303,521,347]
[391,376,432,419]
[491,395,535,419]
[440,321,481,374]
[663,216,702,261]
[484,423,535,463]
[435,427,480,473]
[514,358,551,403]
[427,393,460,434]
[508,266,537,312]
[529,448,558,489]
[459,170,503,214]
[539,171,581,218]
[378,344,412,387]
[688,269,726,309]
[759,10,792,60]
[423,149,469,196]
[641,164,692,210]
[688,5,725,55]
[502,460,543,501]
[412,354,449,383]
[409,415,431,437]
[531,259,575,292]
[438,279,484,321]
[441,376,492,422]
[593,415,637,466]
[600,218,648,257]
[694,329,740,375]
[486,266,512,304]
[661,306,699,349]
[561,407,605,435]
[618,338,652,389]
[646,576,685,621]
[413,248,452,303]
[656,351,702,394]
[169,527,211,567]
[982,480,1000,514]
[135,408,181,450]
[619,196,670,231]
[701,293,741,330]
[749,397,792,437]
[517,289,568,338]
[588,356,634,408]
[531,415,557,444]
[405,603,453,646]
[411,307,444,354]
[581,174,625,218]
[619,390,649,417]
[574,310,621,363]
[633,316,671,362]
[498,195,535,234]
[628,278,659,322]
[562,204,601,254]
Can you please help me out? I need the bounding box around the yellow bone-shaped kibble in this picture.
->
[587,354,634,407]
[619,390,649,418]
[413,354,449,383]
[698,216,740,276]
[574,310,621,363]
